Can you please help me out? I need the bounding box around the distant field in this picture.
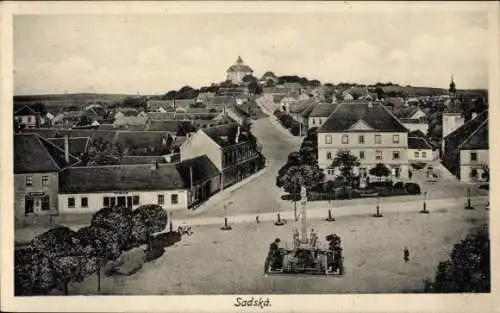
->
[380,86,487,97]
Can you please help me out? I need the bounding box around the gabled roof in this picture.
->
[459,119,488,150]
[146,120,185,132]
[309,103,337,117]
[445,111,488,143]
[202,123,255,147]
[409,129,426,138]
[408,137,433,150]
[318,101,408,133]
[227,56,253,73]
[14,134,79,174]
[115,131,172,153]
[14,105,38,116]
[48,137,90,156]
[175,155,220,186]
[59,163,186,194]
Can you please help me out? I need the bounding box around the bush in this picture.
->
[404,182,421,195]
[411,163,426,170]
[369,181,393,188]
[393,182,405,190]
[375,187,408,197]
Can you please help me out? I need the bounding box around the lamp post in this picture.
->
[374,195,383,217]
[169,212,173,232]
[221,202,232,230]
[326,198,336,222]
[275,206,285,226]
[420,191,429,214]
[465,187,474,210]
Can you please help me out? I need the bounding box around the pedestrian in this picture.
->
[409,170,413,180]
[310,228,318,249]
[404,246,410,263]
[264,238,281,274]
[256,216,260,224]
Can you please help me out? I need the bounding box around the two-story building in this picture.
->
[442,111,488,182]
[318,100,409,180]
[180,123,264,189]
[14,134,80,221]
[308,103,337,130]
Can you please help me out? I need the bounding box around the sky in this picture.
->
[13,11,489,95]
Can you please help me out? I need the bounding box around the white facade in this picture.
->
[58,189,188,214]
[442,113,464,138]
[409,109,426,119]
[16,115,38,128]
[408,148,435,162]
[318,131,409,180]
[459,149,489,182]
[403,122,429,135]
[308,117,329,130]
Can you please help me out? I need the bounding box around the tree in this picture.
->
[31,226,97,295]
[91,206,133,251]
[265,79,276,88]
[130,204,169,250]
[77,115,93,126]
[164,90,177,100]
[369,163,391,182]
[248,81,263,95]
[15,245,54,295]
[242,75,257,83]
[77,226,121,292]
[330,149,360,187]
[430,226,489,292]
[241,117,252,132]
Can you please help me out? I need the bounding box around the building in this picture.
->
[48,136,91,158]
[14,105,41,129]
[308,103,337,130]
[318,100,409,180]
[400,118,429,135]
[57,156,221,213]
[408,137,436,162]
[14,134,79,221]
[196,92,216,105]
[180,123,264,189]
[226,56,253,85]
[442,76,464,143]
[442,111,488,182]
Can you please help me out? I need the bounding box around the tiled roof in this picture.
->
[318,101,408,133]
[48,137,90,156]
[409,130,426,138]
[148,112,177,120]
[14,134,79,174]
[202,123,255,147]
[288,99,316,114]
[175,155,220,186]
[408,137,433,150]
[59,163,187,194]
[120,155,167,165]
[147,120,185,132]
[400,118,425,124]
[14,105,38,116]
[309,103,338,117]
[459,119,488,150]
[115,131,172,153]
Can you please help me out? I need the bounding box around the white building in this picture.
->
[318,100,409,180]
[226,56,253,85]
[408,137,435,162]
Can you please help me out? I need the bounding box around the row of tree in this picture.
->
[15,205,168,296]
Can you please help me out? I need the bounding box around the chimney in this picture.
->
[64,135,70,163]
[150,160,158,170]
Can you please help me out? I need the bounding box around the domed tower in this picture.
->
[226,56,253,85]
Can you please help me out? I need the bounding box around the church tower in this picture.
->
[442,74,464,149]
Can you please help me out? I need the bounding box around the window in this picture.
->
[110,197,116,207]
[41,196,50,211]
[358,135,365,144]
[42,176,49,186]
[171,194,179,204]
[313,118,316,125]
[25,176,33,186]
[470,152,477,162]
[326,152,332,160]
[68,197,75,208]
[81,197,88,208]
[133,195,140,205]
[375,134,381,144]
[103,197,110,207]
[422,151,427,158]
[414,151,419,158]
[376,150,383,160]
[393,134,400,144]
[393,151,400,160]
[27,116,32,123]
[359,151,365,160]
[158,194,165,205]
[342,134,349,144]
[325,135,332,144]
[327,169,335,175]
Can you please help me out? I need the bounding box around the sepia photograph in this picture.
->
[1,1,498,312]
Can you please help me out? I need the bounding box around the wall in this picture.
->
[442,113,464,138]
[308,117,328,129]
[459,149,489,182]
[408,148,434,162]
[58,189,188,214]
[16,115,38,128]
[180,130,222,169]
[14,172,59,219]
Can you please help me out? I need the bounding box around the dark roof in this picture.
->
[408,137,433,150]
[409,129,426,138]
[14,105,38,116]
[400,118,425,124]
[59,164,186,194]
[148,112,177,120]
[147,120,184,132]
[319,101,408,133]
[48,137,90,156]
[202,123,255,147]
[459,119,488,150]
[14,134,79,174]
[115,131,171,153]
[445,111,488,143]
[120,155,167,165]
[300,103,316,117]
[289,99,316,114]
[227,57,253,73]
[309,103,337,117]
[176,155,220,186]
